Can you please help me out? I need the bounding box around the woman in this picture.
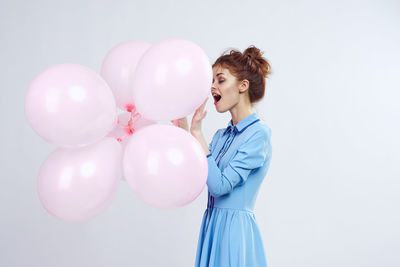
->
[176,45,272,267]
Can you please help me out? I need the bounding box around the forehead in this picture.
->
[212,65,231,76]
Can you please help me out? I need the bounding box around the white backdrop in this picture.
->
[1,0,399,266]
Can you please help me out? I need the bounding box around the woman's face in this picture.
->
[211,66,240,113]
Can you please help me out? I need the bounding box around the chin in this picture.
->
[216,106,228,113]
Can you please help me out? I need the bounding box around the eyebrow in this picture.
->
[212,72,224,83]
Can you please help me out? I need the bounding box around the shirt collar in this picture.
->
[223,112,260,136]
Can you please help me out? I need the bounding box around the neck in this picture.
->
[229,103,253,126]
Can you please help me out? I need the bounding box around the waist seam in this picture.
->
[207,206,254,214]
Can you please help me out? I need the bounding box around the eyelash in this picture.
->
[212,79,224,84]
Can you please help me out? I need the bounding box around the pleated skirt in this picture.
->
[195,207,268,267]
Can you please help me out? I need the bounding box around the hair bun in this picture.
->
[243,45,271,77]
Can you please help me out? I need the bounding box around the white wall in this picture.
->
[1,0,399,266]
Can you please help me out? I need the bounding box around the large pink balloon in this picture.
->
[25,64,117,147]
[123,124,208,209]
[108,111,156,181]
[131,38,212,121]
[101,40,152,112]
[108,111,156,152]
[37,137,122,222]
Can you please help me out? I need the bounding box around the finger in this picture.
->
[200,97,208,111]
[196,97,208,113]
[193,110,199,120]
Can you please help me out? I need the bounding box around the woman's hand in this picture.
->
[190,97,208,137]
[171,117,189,131]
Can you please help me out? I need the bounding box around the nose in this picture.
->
[211,80,217,90]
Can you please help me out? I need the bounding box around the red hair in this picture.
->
[212,45,272,104]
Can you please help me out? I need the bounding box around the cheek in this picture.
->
[221,85,234,96]
[223,88,239,101]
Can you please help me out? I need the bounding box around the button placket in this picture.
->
[207,126,238,209]
[216,127,238,165]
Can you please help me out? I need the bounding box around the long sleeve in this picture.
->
[207,129,222,157]
[206,130,269,197]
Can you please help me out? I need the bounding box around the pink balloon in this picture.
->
[131,38,212,121]
[123,124,208,209]
[109,110,156,149]
[25,64,117,147]
[37,137,122,222]
[101,40,152,112]
[108,110,156,181]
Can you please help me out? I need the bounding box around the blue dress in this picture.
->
[195,112,272,267]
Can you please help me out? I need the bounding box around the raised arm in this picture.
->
[206,130,269,197]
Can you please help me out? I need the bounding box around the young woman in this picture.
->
[176,45,272,267]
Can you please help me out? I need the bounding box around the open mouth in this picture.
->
[212,93,222,104]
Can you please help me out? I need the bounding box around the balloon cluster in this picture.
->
[25,38,212,222]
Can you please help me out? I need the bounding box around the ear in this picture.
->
[239,79,249,93]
